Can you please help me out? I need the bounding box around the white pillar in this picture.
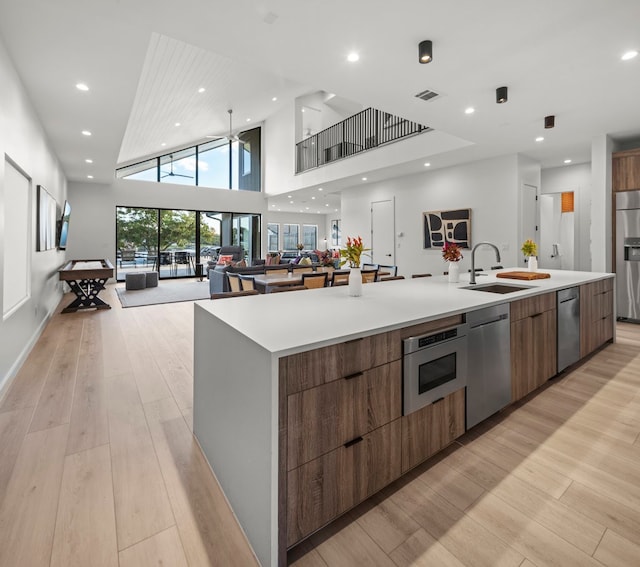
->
[591,135,613,272]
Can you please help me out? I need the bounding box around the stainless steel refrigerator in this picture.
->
[616,190,640,320]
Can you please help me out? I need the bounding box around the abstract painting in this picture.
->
[37,185,57,251]
[423,209,471,249]
[331,219,341,247]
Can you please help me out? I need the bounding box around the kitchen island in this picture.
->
[193,269,614,566]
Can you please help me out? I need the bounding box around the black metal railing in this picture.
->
[295,108,431,174]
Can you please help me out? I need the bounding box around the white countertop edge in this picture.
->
[195,269,615,357]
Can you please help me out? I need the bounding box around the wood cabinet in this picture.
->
[401,388,465,473]
[281,316,462,549]
[510,293,557,402]
[580,278,614,357]
[286,419,401,547]
[613,148,640,192]
[286,360,401,470]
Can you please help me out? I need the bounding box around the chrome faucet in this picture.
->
[469,242,501,284]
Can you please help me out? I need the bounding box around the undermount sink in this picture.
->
[460,283,535,294]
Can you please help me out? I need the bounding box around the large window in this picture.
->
[115,207,260,280]
[302,224,318,250]
[283,224,299,250]
[116,127,261,191]
[267,223,279,252]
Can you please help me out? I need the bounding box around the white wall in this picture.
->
[541,162,591,271]
[591,135,614,272]
[67,178,268,268]
[0,35,68,390]
[340,155,520,278]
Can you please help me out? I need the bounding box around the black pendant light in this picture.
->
[419,40,433,64]
[545,115,555,129]
[496,86,508,104]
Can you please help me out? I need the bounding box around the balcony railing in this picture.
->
[295,108,431,174]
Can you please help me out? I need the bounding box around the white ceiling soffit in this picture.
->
[118,32,310,165]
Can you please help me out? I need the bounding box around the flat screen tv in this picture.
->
[57,200,71,250]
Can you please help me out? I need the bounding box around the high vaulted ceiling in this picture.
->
[1,0,639,189]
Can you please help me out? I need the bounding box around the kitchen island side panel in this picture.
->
[194,304,278,566]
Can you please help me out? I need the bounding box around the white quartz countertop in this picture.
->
[195,268,614,356]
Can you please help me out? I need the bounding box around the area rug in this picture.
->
[116,280,210,308]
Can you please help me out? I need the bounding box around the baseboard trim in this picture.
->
[0,305,56,404]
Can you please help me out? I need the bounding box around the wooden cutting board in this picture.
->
[496,271,551,280]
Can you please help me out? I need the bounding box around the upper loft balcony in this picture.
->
[295,108,431,174]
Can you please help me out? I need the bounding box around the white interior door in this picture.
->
[520,184,538,268]
[371,199,395,265]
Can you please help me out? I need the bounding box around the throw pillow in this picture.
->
[217,254,234,265]
[233,259,247,268]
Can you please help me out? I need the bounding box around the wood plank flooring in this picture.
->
[1,284,640,566]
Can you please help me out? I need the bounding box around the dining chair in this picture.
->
[301,272,328,289]
[291,265,313,273]
[211,290,259,299]
[331,270,350,286]
[227,273,242,292]
[378,264,398,277]
[361,269,378,283]
[411,273,432,278]
[238,274,256,291]
[362,263,379,271]
[266,267,289,275]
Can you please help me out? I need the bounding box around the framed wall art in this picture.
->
[37,184,57,251]
[331,219,341,246]
[423,208,471,249]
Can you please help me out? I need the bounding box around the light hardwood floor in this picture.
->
[1,285,639,566]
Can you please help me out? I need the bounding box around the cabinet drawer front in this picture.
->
[399,315,464,340]
[510,292,556,321]
[287,420,401,547]
[401,388,465,473]
[281,330,401,394]
[287,361,402,470]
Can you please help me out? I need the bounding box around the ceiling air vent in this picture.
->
[415,89,440,102]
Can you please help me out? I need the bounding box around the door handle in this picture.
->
[386,254,392,257]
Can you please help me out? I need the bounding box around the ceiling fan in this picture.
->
[160,154,194,179]
[205,109,242,143]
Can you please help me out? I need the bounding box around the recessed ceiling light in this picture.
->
[76,83,89,91]
[347,52,360,62]
[175,122,181,127]
[246,118,251,122]
[300,210,303,213]
[301,108,305,113]
[311,196,316,200]
[464,107,475,115]
[564,159,572,164]
[87,175,93,179]
[622,50,638,61]
[289,201,293,204]
[277,208,281,211]
[325,204,329,207]
[161,142,167,147]
[81,130,91,136]
[335,209,338,212]
[272,96,277,102]
[271,204,276,207]
[305,207,310,210]
[85,158,93,163]
[424,162,431,167]
[362,177,367,181]
[198,87,206,93]
[535,136,544,142]
[318,187,323,191]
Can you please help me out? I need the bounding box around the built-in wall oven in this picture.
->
[403,324,468,416]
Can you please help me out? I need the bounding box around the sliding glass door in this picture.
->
[116,207,260,280]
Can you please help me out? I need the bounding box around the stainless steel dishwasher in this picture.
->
[466,303,511,429]
[557,287,580,372]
